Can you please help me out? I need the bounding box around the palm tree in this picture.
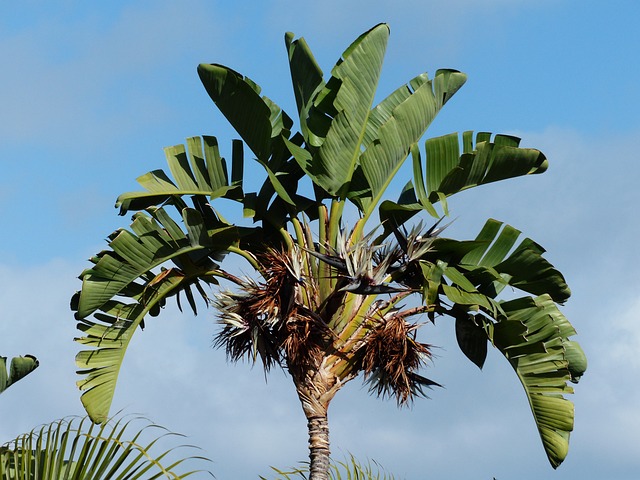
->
[72,24,586,480]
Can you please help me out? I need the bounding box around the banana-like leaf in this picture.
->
[297,24,389,197]
[256,159,296,207]
[75,206,234,318]
[0,414,213,479]
[491,295,586,468]
[116,136,239,215]
[426,219,569,307]
[413,131,548,202]
[75,273,186,423]
[0,355,39,395]
[284,32,325,147]
[198,64,292,162]
[362,74,429,149]
[73,206,239,423]
[416,217,570,367]
[459,219,570,303]
[434,281,582,469]
[421,220,582,468]
[355,69,467,215]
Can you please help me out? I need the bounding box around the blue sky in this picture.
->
[1,1,639,478]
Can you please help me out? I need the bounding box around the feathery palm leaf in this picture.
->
[263,454,397,480]
[0,414,212,479]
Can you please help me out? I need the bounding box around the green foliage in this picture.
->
[72,22,586,472]
[0,414,212,479]
[262,454,398,480]
[0,355,38,395]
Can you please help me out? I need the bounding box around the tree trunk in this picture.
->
[294,368,343,480]
[292,354,355,480]
[307,413,330,480]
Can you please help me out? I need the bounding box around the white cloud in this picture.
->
[604,295,640,369]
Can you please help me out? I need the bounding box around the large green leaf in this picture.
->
[73,206,239,423]
[284,32,325,147]
[396,218,569,316]
[0,355,39,395]
[414,131,548,201]
[459,219,570,303]
[75,206,233,318]
[355,69,467,215]
[0,414,212,479]
[198,65,292,162]
[362,73,428,151]
[116,136,238,215]
[300,24,389,197]
[421,219,581,468]
[426,219,570,305]
[75,272,186,423]
[491,295,586,468]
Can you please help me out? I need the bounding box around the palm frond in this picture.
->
[415,220,583,467]
[116,135,241,215]
[72,204,242,424]
[0,414,213,479]
[413,131,548,206]
[262,454,398,480]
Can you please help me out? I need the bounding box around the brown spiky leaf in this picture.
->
[361,315,438,405]
[282,308,329,381]
[213,283,283,370]
[214,246,325,374]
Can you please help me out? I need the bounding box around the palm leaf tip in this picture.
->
[0,354,39,394]
[494,295,586,468]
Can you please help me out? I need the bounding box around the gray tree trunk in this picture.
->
[307,414,331,480]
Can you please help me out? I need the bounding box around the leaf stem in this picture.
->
[228,246,263,275]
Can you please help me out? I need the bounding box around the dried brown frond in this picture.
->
[214,246,324,374]
[282,307,329,381]
[213,282,283,371]
[361,315,439,405]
